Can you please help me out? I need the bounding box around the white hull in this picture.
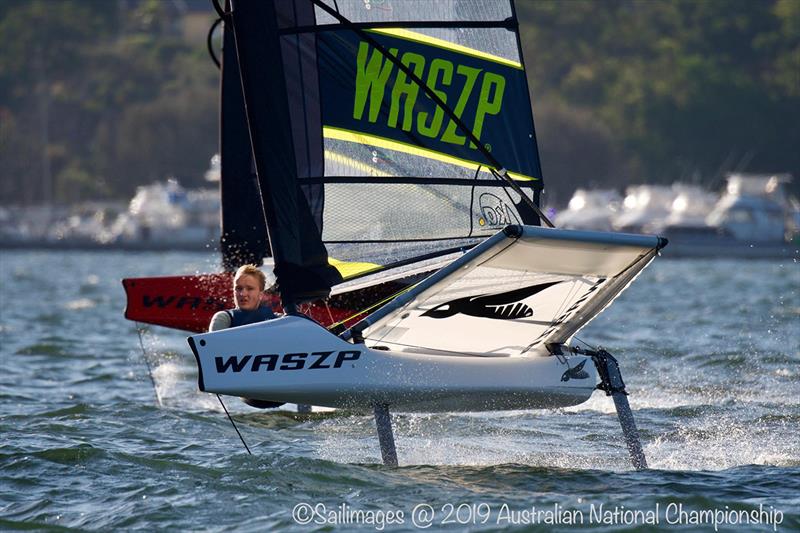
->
[188,316,597,413]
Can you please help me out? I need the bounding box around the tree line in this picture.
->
[1,0,798,206]
[518,0,800,202]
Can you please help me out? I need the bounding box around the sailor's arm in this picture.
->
[208,311,232,332]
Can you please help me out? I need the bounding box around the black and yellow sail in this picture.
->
[228,0,544,305]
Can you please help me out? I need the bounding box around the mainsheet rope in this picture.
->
[327,284,417,334]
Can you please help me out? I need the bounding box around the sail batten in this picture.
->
[322,127,536,181]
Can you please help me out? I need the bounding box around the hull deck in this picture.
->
[188,316,597,413]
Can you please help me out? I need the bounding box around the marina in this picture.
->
[555,174,800,259]
[4,173,797,259]
[0,178,220,252]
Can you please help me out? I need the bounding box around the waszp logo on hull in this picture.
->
[214,350,361,373]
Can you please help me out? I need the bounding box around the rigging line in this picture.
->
[323,300,335,326]
[331,284,416,334]
[490,168,554,227]
[514,274,573,355]
[572,336,597,351]
[553,279,582,323]
[216,394,252,455]
[207,17,223,69]
[519,278,593,356]
[307,0,552,227]
[211,0,228,19]
[135,322,161,407]
[547,252,660,354]
[468,165,482,236]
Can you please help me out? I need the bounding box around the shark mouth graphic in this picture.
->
[561,359,590,382]
[421,281,562,320]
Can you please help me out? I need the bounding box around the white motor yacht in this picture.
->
[554,188,621,231]
[660,174,799,258]
[109,178,220,250]
[613,185,676,233]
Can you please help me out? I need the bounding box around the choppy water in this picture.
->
[1,250,798,532]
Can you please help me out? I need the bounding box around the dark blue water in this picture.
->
[1,251,798,531]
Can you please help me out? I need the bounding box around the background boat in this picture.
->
[555,174,800,259]
[108,178,220,250]
[655,174,800,258]
[0,177,221,252]
[553,188,621,232]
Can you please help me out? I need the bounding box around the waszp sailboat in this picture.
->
[188,0,667,469]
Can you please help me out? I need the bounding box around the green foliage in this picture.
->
[0,0,797,205]
[0,0,217,204]
[518,0,800,200]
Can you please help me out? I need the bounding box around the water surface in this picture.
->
[1,251,798,531]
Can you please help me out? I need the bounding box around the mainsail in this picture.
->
[228,0,544,306]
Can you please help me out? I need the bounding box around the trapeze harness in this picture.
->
[226,305,276,327]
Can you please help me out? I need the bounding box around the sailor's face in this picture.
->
[234,274,262,311]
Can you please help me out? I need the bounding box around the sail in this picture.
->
[219,14,270,270]
[356,226,667,356]
[228,0,544,304]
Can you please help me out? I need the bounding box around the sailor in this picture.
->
[208,264,276,331]
[209,264,283,408]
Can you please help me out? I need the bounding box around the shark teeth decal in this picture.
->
[421,281,562,320]
[561,359,590,381]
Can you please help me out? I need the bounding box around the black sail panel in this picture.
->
[230,0,342,304]
[219,15,269,270]
[317,29,540,182]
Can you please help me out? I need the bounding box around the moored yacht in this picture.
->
[656,174,799,258]
[554,188,621,232]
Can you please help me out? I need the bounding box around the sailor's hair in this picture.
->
[234,264,267,291]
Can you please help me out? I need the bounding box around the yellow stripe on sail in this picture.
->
[367,28,523,70]
[323,126,537,182]
[329,257,382,279]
